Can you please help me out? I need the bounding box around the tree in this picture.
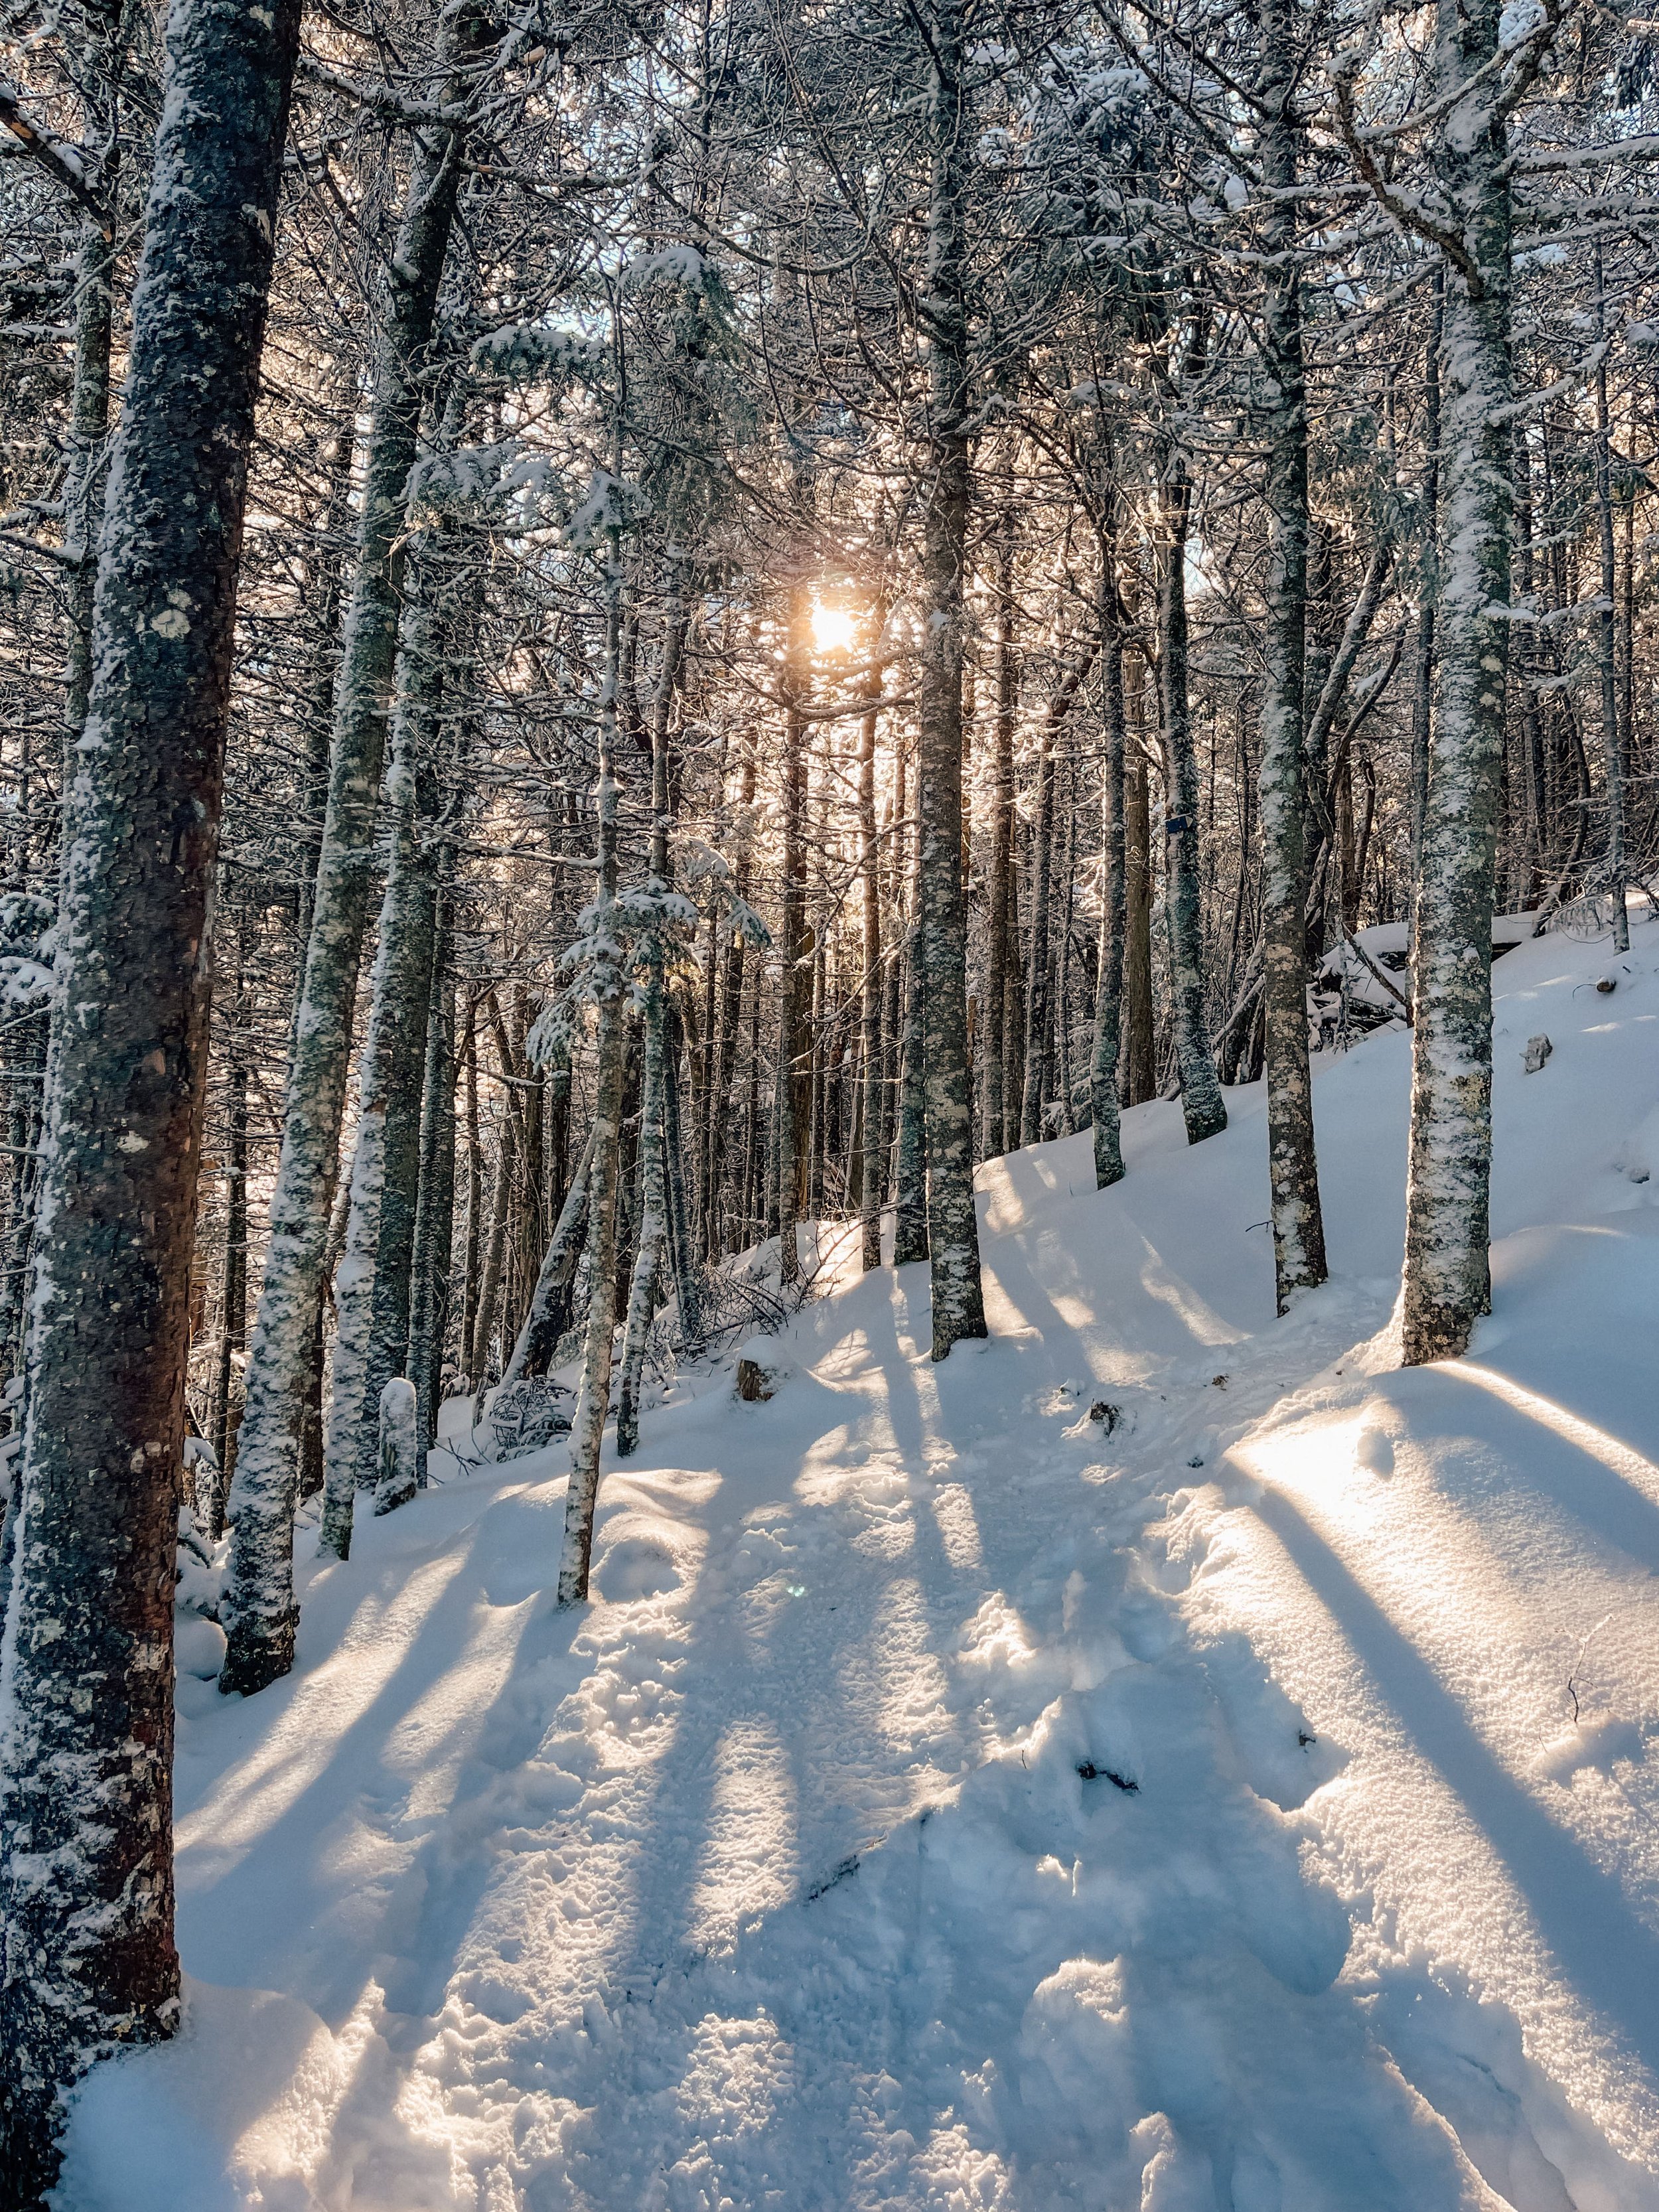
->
[0,0,301,2183]
[222,21,479,1692]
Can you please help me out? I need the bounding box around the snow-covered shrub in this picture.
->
[176,1461,228,1693]
[488,1378,574,1459]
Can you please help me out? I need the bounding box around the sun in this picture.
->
[812,601,856,655]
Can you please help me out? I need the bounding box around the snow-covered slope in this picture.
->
[56,920,1659,2211]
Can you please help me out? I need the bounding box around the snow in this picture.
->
[54,917,1659,2209]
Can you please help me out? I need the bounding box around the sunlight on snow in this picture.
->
[687,1717,800,1953]
[1443,1363,1659,1513]
[1134,1230,1248,1347]
[1218,1382,1659,2164]
[179,1553,473,1865]
[929,1481,984,1570]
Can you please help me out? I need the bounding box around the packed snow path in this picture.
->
[59,923,1659,2210]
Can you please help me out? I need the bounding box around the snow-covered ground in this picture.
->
[56,919,1659,2211]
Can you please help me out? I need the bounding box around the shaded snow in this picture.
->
[54,917,1659,2210]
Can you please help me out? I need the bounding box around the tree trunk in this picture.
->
[502,1126,596,1384]
[614,1008,666,1459]
[221,51,472,1695]
[983,526,1017,1157]
[1091,567,1127,1189]
[859,610,887,1267]
[616,564,685,1449]
[1411,274,1443,909]
[1593,244,1629,953]
[1256,12,1328,1310]
[1019,710,1056,1147]
[409,885,456,1457]
[557,538,628,1605]
[775,581,811,1286]
[894,828,930,1266]
[914,0,987,1359]
[460,1010,482,1367]
[0,0,299,2179]
[469,1104,517,1389]
[706,730,756,1256]
[1401,0,1513,1365]
[1122,745,1155,1103]
[317,624,439,1561]
[208,909,252,1533]
[1157,468,1228,1145]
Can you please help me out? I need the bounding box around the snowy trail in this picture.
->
[57,922,1659,2211]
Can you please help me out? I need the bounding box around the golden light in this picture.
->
[812,601,855,655]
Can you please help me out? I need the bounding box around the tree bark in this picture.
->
[502,1124,596,1384]
[775,581,811,1285]
[983,525,1017,1157]
[208,908,252,1533]
[1256,6,1328,1309]
[894,920,930,1266]
[1122,744,1155,1103]
[317,617,439,1560]
[1091,565,1127,1189]
[557,538,628,1605]
[1019,709,1056,1147]
[1593,244,1629,952]
[912,0,987,1357]
[1401,0,1513,1364]
[1157,467,1228,1145]
[859,607,887,1268]
[409,885,457,1457]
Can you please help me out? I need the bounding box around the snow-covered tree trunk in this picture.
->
[894,934,930,1266]
[1090,573,1127,1190]
[469,1103,517,1386]
[1157,468,1228,1145]
[221,70,471,1693]
[409,884,457,1457]
[705,732,757,1256]
[775,583,810,1286]
[357,624,441,1481]
[317,644,436,1560]
[1121,746,1155,1103]
[0,0,299,2181]
[557,540,628,1606]
[1019,715,1056,1147]
[648,561,703,1345]
[983,527,1017,1157]
[208,909,252,1532]
[915,0,987,1357]
[616,607,682,1451]
[1256,16,1327,1311]
[1400,0,1514,1364]
[502,1125,596,1384]
[1593,246,1629,954]
[859,627,886,1266]
[1409,274,1443,904]
[615,1007,666,1459]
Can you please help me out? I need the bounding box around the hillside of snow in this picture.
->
[56,917,1659,2212]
